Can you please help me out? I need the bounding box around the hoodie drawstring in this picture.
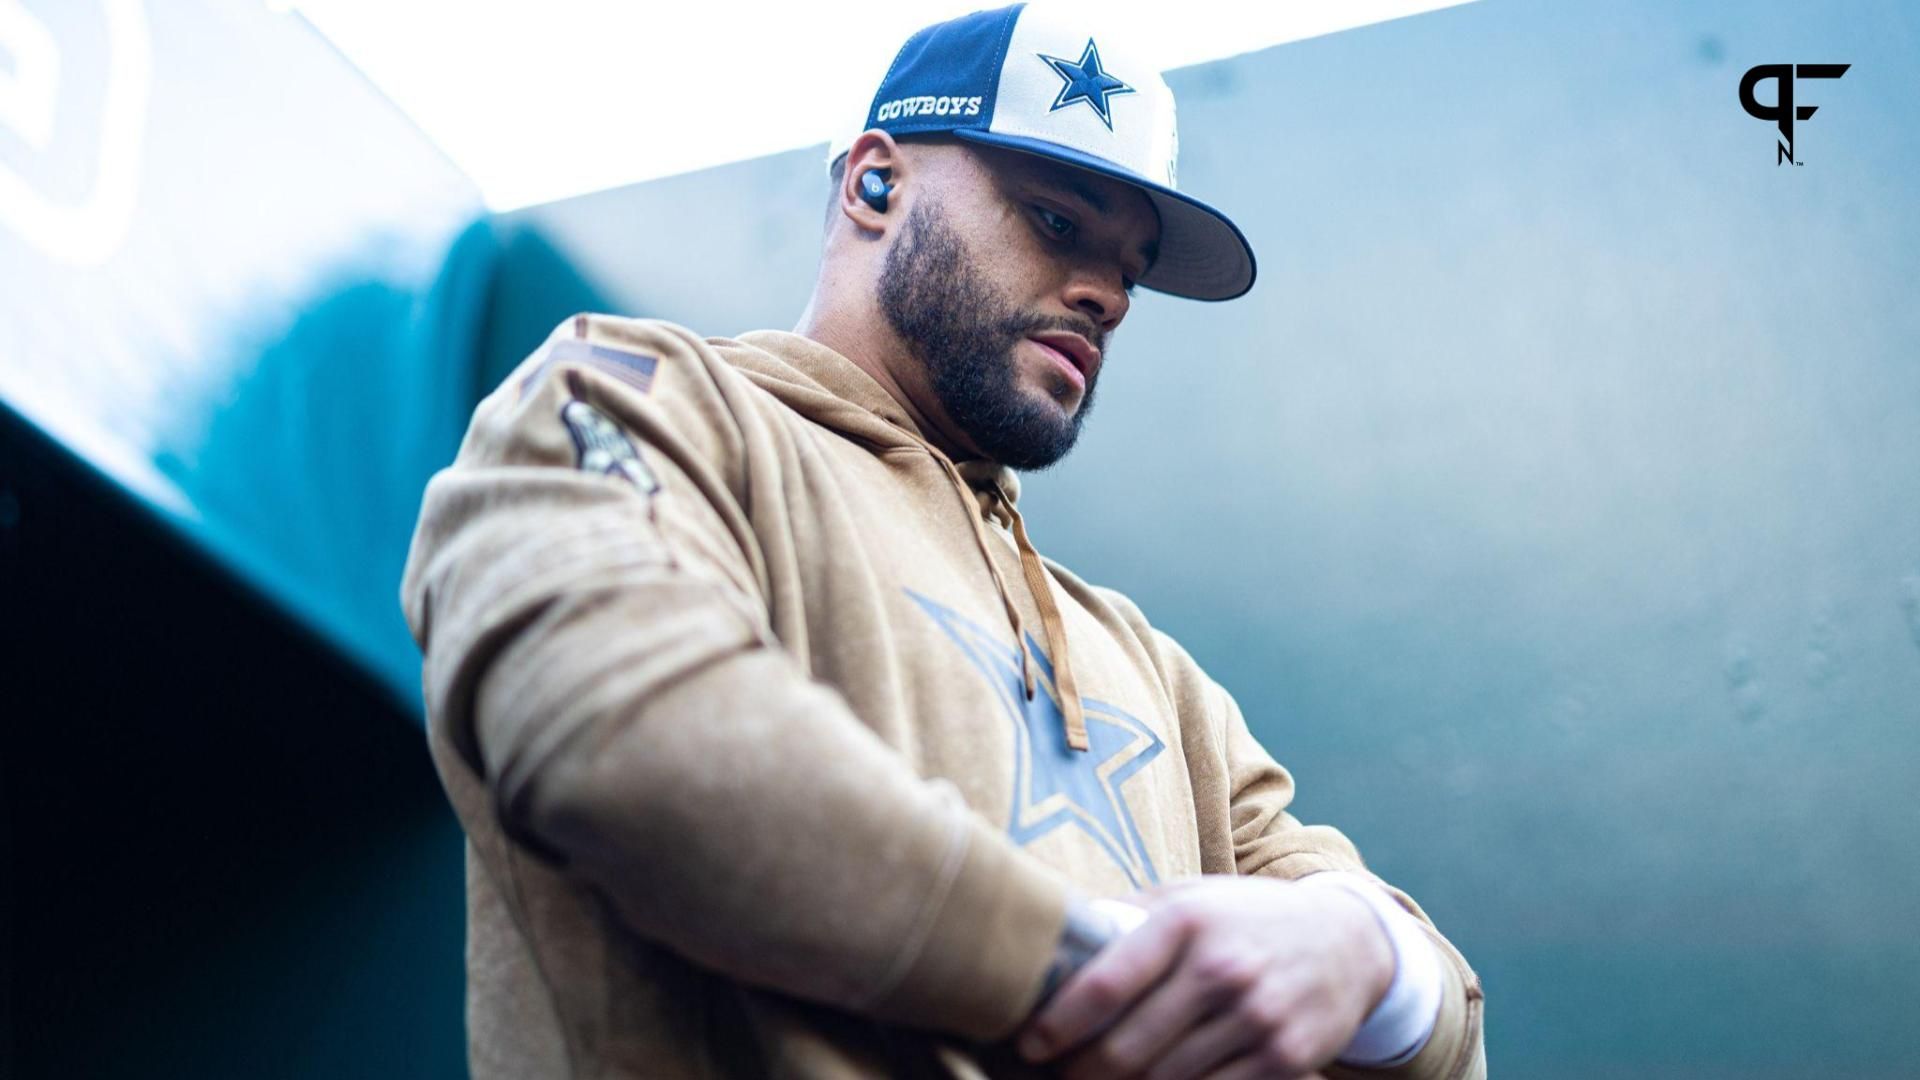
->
[992,481,1089,753]
[928,453,1090,753]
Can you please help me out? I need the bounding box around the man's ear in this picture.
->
[840,130,903,236]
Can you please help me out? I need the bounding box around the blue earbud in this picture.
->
[859,169,893,212]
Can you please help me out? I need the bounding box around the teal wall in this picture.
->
[512,2,1920,1074]
[0,4,595,1077]
[0,1,612,707]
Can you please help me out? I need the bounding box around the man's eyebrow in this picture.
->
[1058,177,1110,215]
[1035,171,1157,270]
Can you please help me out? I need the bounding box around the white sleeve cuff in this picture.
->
[1300,871,1444,1069]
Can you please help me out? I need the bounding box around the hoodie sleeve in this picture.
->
[399,315,1067,1041]
[1087,587,1485,1080]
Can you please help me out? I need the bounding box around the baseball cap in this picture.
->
[829,3,1256,302]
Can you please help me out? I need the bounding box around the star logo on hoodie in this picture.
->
[909,590,1163,888]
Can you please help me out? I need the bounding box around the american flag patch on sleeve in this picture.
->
[523,337,659,397]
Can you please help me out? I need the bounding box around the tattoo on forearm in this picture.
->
[1037,897,1125,1003]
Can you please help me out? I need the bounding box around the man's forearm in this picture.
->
[1035,896,1151,1003]
[482,603,1069,1041]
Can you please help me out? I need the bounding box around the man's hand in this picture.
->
[1017,876,1394,1080]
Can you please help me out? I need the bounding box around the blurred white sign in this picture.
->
[0,0,149,266]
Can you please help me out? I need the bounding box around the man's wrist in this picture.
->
[1299,872,1444,1068]
[1319,879,1397,1009]
[1035,896,1148,1004]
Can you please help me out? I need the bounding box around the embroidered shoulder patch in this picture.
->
[560,400,660,493]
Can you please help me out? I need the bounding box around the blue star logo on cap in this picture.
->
[1038,38,1135,131]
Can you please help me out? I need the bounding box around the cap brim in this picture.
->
[949,129,1256,302]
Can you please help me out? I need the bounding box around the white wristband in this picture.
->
[1300,872,1444,1068]
[1088,896,1150,935]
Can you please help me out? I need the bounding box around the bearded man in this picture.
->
[400,6,1486,1078]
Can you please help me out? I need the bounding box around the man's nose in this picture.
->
[1062,267,1129,331]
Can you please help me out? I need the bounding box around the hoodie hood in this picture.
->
[712,329,1088,753]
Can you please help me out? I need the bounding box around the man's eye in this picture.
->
[1122,275,1137,295]
[1036,207,1076,239]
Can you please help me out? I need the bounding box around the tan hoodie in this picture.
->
[399,314,1486,1080]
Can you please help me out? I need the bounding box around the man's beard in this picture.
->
[878,197,1103,471]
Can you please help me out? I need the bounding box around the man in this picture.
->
[400,5,1485,1078]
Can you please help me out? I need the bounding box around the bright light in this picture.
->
[294,0,1476,210]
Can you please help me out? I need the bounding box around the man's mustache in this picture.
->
[1006,313,1106,356]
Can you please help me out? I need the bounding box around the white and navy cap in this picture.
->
[830,2,1256,302]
